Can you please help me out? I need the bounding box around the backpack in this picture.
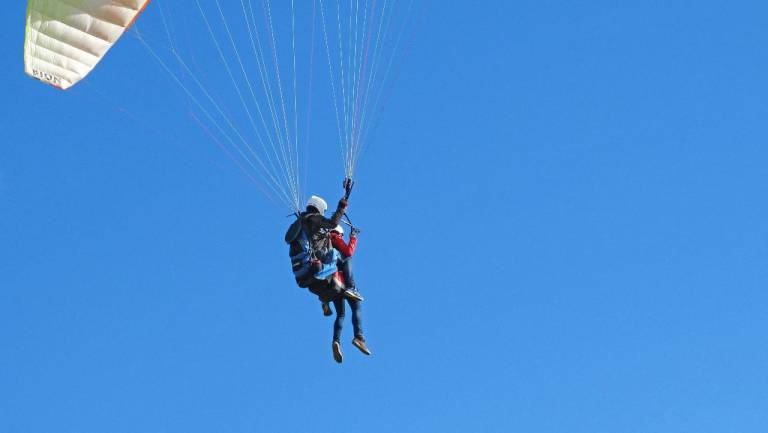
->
[285,216,339,288]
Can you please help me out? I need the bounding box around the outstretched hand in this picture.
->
[351,227,361,237]
[343,178,354,200]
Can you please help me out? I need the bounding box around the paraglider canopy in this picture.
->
[24,0,151,89]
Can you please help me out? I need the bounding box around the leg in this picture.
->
[337,259,364,302]
[338,257,356,289]
[321,301,332,316]
[308,282,328,302]
[348,299,363,339]
[332,297,346,343]
[309,280,341,304]
[309,284,331,316]
[348,299,371,355]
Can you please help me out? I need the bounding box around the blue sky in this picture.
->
[2,1,768,432]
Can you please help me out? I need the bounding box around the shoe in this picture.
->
[322,302,332,317]
[352,337,371,355]
[332,341,343,363]
[344,289,364,302]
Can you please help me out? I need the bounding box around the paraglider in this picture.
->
[23,0,419,362]
[284,185,362,304]
[284,179,370,362]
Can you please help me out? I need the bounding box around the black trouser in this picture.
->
[333,297,363,342]
[308,279,342,303]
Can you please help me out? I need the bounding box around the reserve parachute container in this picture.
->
[24,0,150,89]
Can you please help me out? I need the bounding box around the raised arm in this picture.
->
[314,198,348,229]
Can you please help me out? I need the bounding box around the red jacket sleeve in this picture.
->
[331,233,357,257]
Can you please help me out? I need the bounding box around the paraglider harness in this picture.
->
[284,179,355,288]
[285,215,340,288]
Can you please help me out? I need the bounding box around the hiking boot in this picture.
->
[332,341,343,363]
[322,302,332,317]
[344,289,364,302]
[352,337,371,355]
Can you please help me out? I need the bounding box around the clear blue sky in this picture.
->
[2,1,768,432]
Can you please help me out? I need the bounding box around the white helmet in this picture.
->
[332,225,344,235]
[306,195,328,215]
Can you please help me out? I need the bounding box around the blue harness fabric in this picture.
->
[287,218,339,287]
